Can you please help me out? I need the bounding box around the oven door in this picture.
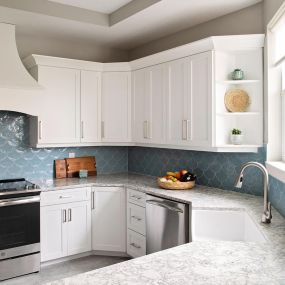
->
[0,195,40,259]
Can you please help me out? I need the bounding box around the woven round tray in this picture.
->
[224,89,250,112]
[157,178,195,190]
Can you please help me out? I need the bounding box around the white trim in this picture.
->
[23,35,265,72]
[266,161,285,183]
[267,1,285,31]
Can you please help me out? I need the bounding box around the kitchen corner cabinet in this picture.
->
[101,72,131,142]
[91,187,126,252]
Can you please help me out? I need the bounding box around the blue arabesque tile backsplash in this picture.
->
[128,146,266,196]
[1,111,285,217]
[0,112,128,180]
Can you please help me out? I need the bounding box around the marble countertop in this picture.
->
[39,173,285,285]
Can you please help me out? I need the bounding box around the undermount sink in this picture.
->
[192,209,266,242]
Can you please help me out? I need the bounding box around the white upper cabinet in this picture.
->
[24,35,263,152]
[166,52,212,147]
[133,68,148,143]
[101,72,131,142]
[148,64,166,144]
[133,64,165,144]
[36,66,81,144]
[80,70,101,143]
[187,51,213,147]
[166,58,188,145]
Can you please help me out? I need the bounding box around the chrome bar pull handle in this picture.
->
[131,215,142,221]
[81,121,84,139]
[39,120,42,140]
[101,121,105,138]
[131,195,142,200]
[59,195,72,199]
[143,121,147,139]
[186,119,190,140]
[146,200,184,213]
[91,191,95,210]
[130,242,141,249]
[62,209,67,223]
[68,208,72,222]
[182,120,187,140]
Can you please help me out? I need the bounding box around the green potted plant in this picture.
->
[231,128,244,145]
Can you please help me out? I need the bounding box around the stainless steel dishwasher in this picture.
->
[146,194,190,254]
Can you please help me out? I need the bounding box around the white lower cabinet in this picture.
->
[127,202,146,235]
[91,187,126,252]
[41,187,147,262]
[40,189,91,262]
[66,201,92,256]
[41,204,66,262]
[126,189,146,258]
[127,229,146,258]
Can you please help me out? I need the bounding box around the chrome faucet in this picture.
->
[235,161,272,224]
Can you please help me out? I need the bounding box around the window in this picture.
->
[273,17,285,161]
[266,2,285,182]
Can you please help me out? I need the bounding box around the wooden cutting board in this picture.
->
[55,159,67,179]
[65,156,97,178]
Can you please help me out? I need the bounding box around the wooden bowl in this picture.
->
[157,178,195,190]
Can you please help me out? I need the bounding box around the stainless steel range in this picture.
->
[0,178,41,281]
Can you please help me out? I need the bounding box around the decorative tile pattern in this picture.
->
[0,112,128,180]
[128,146,266,196]
[269,175,285,218]
[1,111,285,220]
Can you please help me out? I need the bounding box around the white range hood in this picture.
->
[0,22,42,116]
[0,22,41,89]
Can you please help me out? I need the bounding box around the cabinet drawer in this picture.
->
[127,202,145,235]
[41,187,91,206]
[127,229,146,258]
[127,189,146,207]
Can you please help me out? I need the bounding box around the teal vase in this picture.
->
[232,69,244,80]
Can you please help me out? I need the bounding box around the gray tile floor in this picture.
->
[2,255,129,285]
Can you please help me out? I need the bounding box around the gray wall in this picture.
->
[128,2,264,60]
[16,33,129,62]
[263,0,285,27]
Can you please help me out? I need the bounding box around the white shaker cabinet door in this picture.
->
[101,72,131,142]
[40,204,67,262]
[166,58,189,145]
[187,51,213,147]
[91,187,126,252]
[148,64,166,144]
[66,201,92,256]
[133,69,150,143]
[37,66,80,144]
[80,70,101,143]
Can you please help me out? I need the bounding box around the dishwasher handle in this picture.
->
[146,200,184,213]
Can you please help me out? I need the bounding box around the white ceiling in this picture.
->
[48,0,133,14]
[0,0,262,50]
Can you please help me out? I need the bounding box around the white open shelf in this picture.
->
[217,112,261,116]
[216,80,260,85]
[214,49,263,150]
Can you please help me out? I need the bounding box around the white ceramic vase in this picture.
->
[231,134,244,145]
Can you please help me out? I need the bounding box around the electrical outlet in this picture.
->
[69,153,75,158]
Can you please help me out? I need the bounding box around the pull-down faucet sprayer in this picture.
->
[235,162,272,224]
